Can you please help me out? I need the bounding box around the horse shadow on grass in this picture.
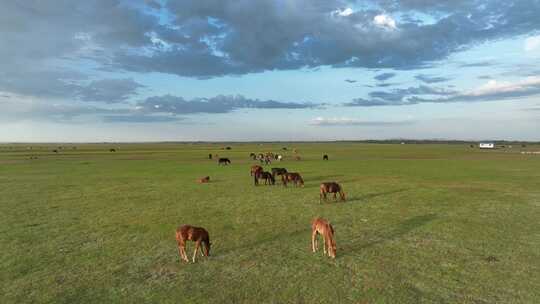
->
[217,227,311,257]
[307,175,344,181]
[345,188,410,203]
[341,214,437,255]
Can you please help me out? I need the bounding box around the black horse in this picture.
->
[256,171,275,185]
[323,154,328,160]
[218,158,231,165]
[271,168,287,178]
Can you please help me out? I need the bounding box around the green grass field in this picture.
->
[1,143,540,303]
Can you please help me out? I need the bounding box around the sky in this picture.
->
[1,0,540,142]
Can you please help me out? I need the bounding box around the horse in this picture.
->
[277,154,283,161]
[218,158,231,165]
[198,176,210,183]
[110,148,116,152]
[271,167,287,178]
[311,217,336,259]
[281,172,304,187]
[256,171,275,185]
[208,153,213,159]
[320,182,346,203]
[250,165,263,176]
[175,225,211,263]
[323,154,328,160]
[250,152,256,160]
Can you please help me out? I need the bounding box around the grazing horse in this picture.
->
[208,153,213,159]
[323,154,328,160]
[175,225,211,263]
[198,176,210,183]
[218,158,231,165]
[271,167,287,178]
[311,217,336,259]
[256,171,275,185]
[282,172,304,187]
[320,182,346,203]
[250,165,263,176]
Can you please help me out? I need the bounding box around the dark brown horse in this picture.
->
[323,154,328,160]
[218,158,231,165]
[250,165,263,176]
[271,167,287,178]
[282,172,304,187]
[256,171,275,185]
[320,182,346,203]
[175,225,211,263]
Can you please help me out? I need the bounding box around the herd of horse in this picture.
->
[180,152,344,262]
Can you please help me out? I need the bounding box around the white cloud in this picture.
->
[310,117,413,126]
[331,7,354,17]
[373,14,397,30]
[464,77,540,97]
[524,35,540,52]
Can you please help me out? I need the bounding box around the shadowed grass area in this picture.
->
[1,143,540,303]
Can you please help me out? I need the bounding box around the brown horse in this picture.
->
[281,172,304,187]
[250,165,263,176]
[320,182,346,203]
[175,225,211,263]
[256,171,275,185]
[311,217,336,258]
[198,176,210,183]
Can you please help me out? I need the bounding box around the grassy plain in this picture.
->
[1,142,539,303]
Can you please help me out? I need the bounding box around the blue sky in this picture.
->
[1,0,539,142]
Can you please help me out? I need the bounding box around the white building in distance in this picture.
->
[479,142,495,149]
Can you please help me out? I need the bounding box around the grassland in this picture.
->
[1,142,540,303]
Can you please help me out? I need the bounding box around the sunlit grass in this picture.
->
[1,143,540,303]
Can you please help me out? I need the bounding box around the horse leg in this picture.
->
[177,241,185,262]
[312,231,318,253]
[192,240,200,262]
[180,243,189,262]
[322,233,327,255]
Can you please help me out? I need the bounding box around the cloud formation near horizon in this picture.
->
[346,77,540,107]
[311,117,414,126]
[0,94,318,123]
